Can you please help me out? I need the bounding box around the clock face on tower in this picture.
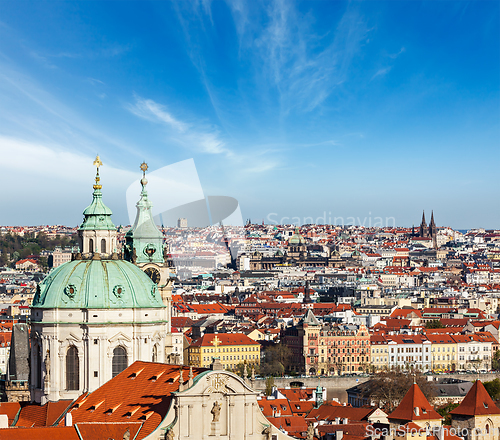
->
[144,267,161,284]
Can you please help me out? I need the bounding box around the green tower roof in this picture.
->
[78,157,116,231]
[32,259,165,309]
[125,163,164,264]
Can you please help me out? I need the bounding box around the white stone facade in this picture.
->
[79,229,117,255]
[30,306,168,404]
[152,369,296,440]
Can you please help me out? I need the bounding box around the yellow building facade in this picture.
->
[188,333,261,370]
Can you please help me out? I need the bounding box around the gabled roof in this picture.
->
[306,403,374,423]
[0,423,143,440]
[0,426,80,440]
[450,380,500,416]
[64,361,206,439]
[302,309,320,326]
[0,402,21,426]
[15,400,73,427]
[389,384,442,422]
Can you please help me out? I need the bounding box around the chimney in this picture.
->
[65,412,73,427]
[0,414,8,429]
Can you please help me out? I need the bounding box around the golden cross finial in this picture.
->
[93,155,103,190]
[211,335,222,352]
[93,155,103,169]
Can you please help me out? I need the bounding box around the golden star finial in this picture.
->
[140,161,148,174]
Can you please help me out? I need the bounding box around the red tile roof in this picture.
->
[0,402,21,426]
[15,400,73,427]
[76,422,143,439]
[307,403,373,423]
[389,384,442,422]
[258,398,293,418]
[190,332,260,347]
[64,361,207,440]
[0,426,80,440]
[450,380,500,416]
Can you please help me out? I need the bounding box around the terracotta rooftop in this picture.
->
[0,402,21,426]
[63,361,207,440]
[0,426,80,440]
[15,400,73,427]
[190,332,260,347]
[450,380,500,416]
[389,384,442,422]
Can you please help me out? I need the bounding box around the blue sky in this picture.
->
[0,0,498,228]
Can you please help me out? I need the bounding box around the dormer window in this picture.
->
[484,402,489,409]
[414,407,420,416]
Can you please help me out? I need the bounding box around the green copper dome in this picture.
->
[289,227,305,245]
[78,187,116,231]
[32,259,165,309]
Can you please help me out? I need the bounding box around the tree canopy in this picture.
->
[362,368,436,413]
[425,320,445,329]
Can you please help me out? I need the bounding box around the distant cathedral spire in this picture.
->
[419,210,428,238]
[429,210,437,248]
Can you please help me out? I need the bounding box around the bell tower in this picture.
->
[124,163,177,362]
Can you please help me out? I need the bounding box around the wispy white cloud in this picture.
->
[86,77,105,86]
[389,47,406,59]
[371,66,392,80]
[127,97,188,132]
[0,61,142,158]
[244,160,280,174]
[226,1,370,114]
[127,95,232,157]
[0,136,135,225]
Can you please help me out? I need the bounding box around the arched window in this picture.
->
[112,346,127,377]
[89,238,94,253]
[486,424,490,434]
[66,346,79,390]
[152,344,158,363]
[101,239,106,254]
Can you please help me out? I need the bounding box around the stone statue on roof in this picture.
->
[211,401,221,422]
[306,422,315,440]
[263,425,272,440]
[44,349,50,388]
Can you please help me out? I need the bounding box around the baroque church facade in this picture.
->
[30,158,174,403]
[238,228,346,271]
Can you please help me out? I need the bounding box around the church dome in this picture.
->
[288,228,305,245]
[32,259,165,309]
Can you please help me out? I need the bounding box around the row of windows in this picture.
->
[88,238,108,253]
[390,356,429,362]
[314,348,368,355]
[195,346,258,353]
[201,354,258,362]
[35,345,129,391]
[371,345,491,354]
[312,339,368,346]
[310,356,367,364]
